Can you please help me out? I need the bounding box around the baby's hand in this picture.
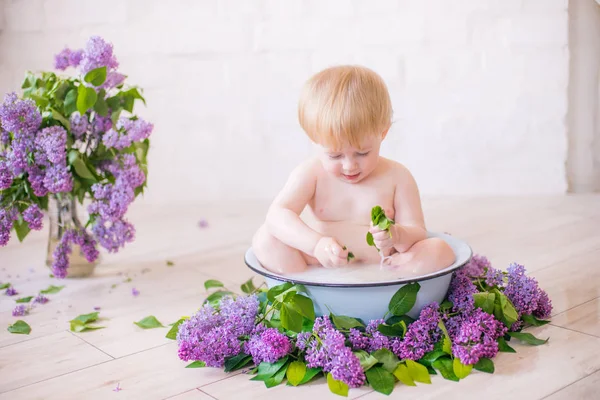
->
[314,237,349,268]
[369,223,397,257]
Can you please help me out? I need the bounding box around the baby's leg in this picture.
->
[252,224,318,274]
[385,238,455,277]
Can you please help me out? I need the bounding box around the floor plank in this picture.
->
[551,297,600,338]
[544,370,600,400]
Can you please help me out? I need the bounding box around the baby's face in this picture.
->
[317,136,382,184]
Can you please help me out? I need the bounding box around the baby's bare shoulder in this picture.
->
[379,158,413,180]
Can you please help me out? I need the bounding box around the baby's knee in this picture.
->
[429,238,455,264]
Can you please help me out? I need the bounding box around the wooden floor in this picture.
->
[0,195,599,400]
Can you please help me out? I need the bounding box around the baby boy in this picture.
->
[253,65,455,275]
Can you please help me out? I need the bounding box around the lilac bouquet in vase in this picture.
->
[0,36,152,278]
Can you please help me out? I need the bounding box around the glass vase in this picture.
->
[45,194,99,278]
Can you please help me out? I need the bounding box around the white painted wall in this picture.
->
[0,0,571,204]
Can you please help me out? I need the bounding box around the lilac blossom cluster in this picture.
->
[176,295,260,367]
[296,316,365,388]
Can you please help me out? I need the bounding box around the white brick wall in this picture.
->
[0,0,572,204]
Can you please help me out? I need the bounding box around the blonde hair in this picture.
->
[298,65,393,149]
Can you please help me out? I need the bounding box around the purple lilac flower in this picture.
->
[0,93,42,135]
[299,316,365,388]
[533,288,552,319]
[449,308,507,365]
[198,219,208,228]
[54,48,83,70]
[485,267,504,287]
[80,36,119,75]
[348,328,370,350]
[447,269,477,312]
[103,72,126,89]
[23,204,44,230]
[70,113,89,139]
[34,294,49,304]
[12,304,28,317]
[71,229,100,263]
[43,165,73,193]
[504,263,540,317]
[244,325,292,364]
[0,128,10,146]
[0,159,12,190]
[119,118,153,143]
[51,229,76,278]
[92,218,135,253]
[393,303,441,360]
[27,165,48,197]
[5,286,18,296]
[36,126,68,164]
[463,254,491,278]
[366,319,391,352]
[92,114,112,135]
[132,288,140,297]
[0,207,18,246]
[176,296,259,367]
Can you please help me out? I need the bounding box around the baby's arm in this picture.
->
[391,165,427,253]
[265,160,323,256]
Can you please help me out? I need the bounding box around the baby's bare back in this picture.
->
[300,158,400,264]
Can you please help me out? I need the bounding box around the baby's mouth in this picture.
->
[342,172,361,181]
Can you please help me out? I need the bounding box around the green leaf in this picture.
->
[166,318,186,340]
[134,315,165,329]
[327,372,349,397]
[68,149,79,165]
[84,66,107,86]
[204,279,224,290]
[251,357,289,381]
[280,303,303,332]
[51,109,71,131]
[440,301,453,311]
[185,361,205,368]
[438,320,452,354]
[286,361,306,386]
[377,322,405,337]
[41,285,65,294]
[264,362,289,388]
[522,314,551,327]
[371,206,384,224]
[393,363,416,386]
[73,312,99,324]
[353,350,379,372]
[297,367,322,385]
[76,84,97,115]
[267,282,293,303]
[14,218,31,242]
[166,260,175,267]
[240,277,256,294]
[508,331,549,345]
[365,366,395,395]
[204,290,233,307]
[70,320,105,332]
[274,286,298,303]
[493,290,519,329]
[72,157,95,180]
[15,296,34,303]
[406,359,431,384]
[0,283,10,290]
[385,314,415,326]
[290,294,315,321]
[418,350,447,368]
[7,320,31,335]
[330,313,365,330]
[388,282,420,316]
[497,337,516,353]
[432,357,459,382]
[224,354,252,372]
[64,88,78,115]
[473,292,496,314]
[474,358,494,374]
[366,231,374,246]
[373,348,400,373]
[452,358,473,379]
[94,93,108,117]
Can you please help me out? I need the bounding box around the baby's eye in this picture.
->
[328,154,342,159]
[357,152,370,157]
